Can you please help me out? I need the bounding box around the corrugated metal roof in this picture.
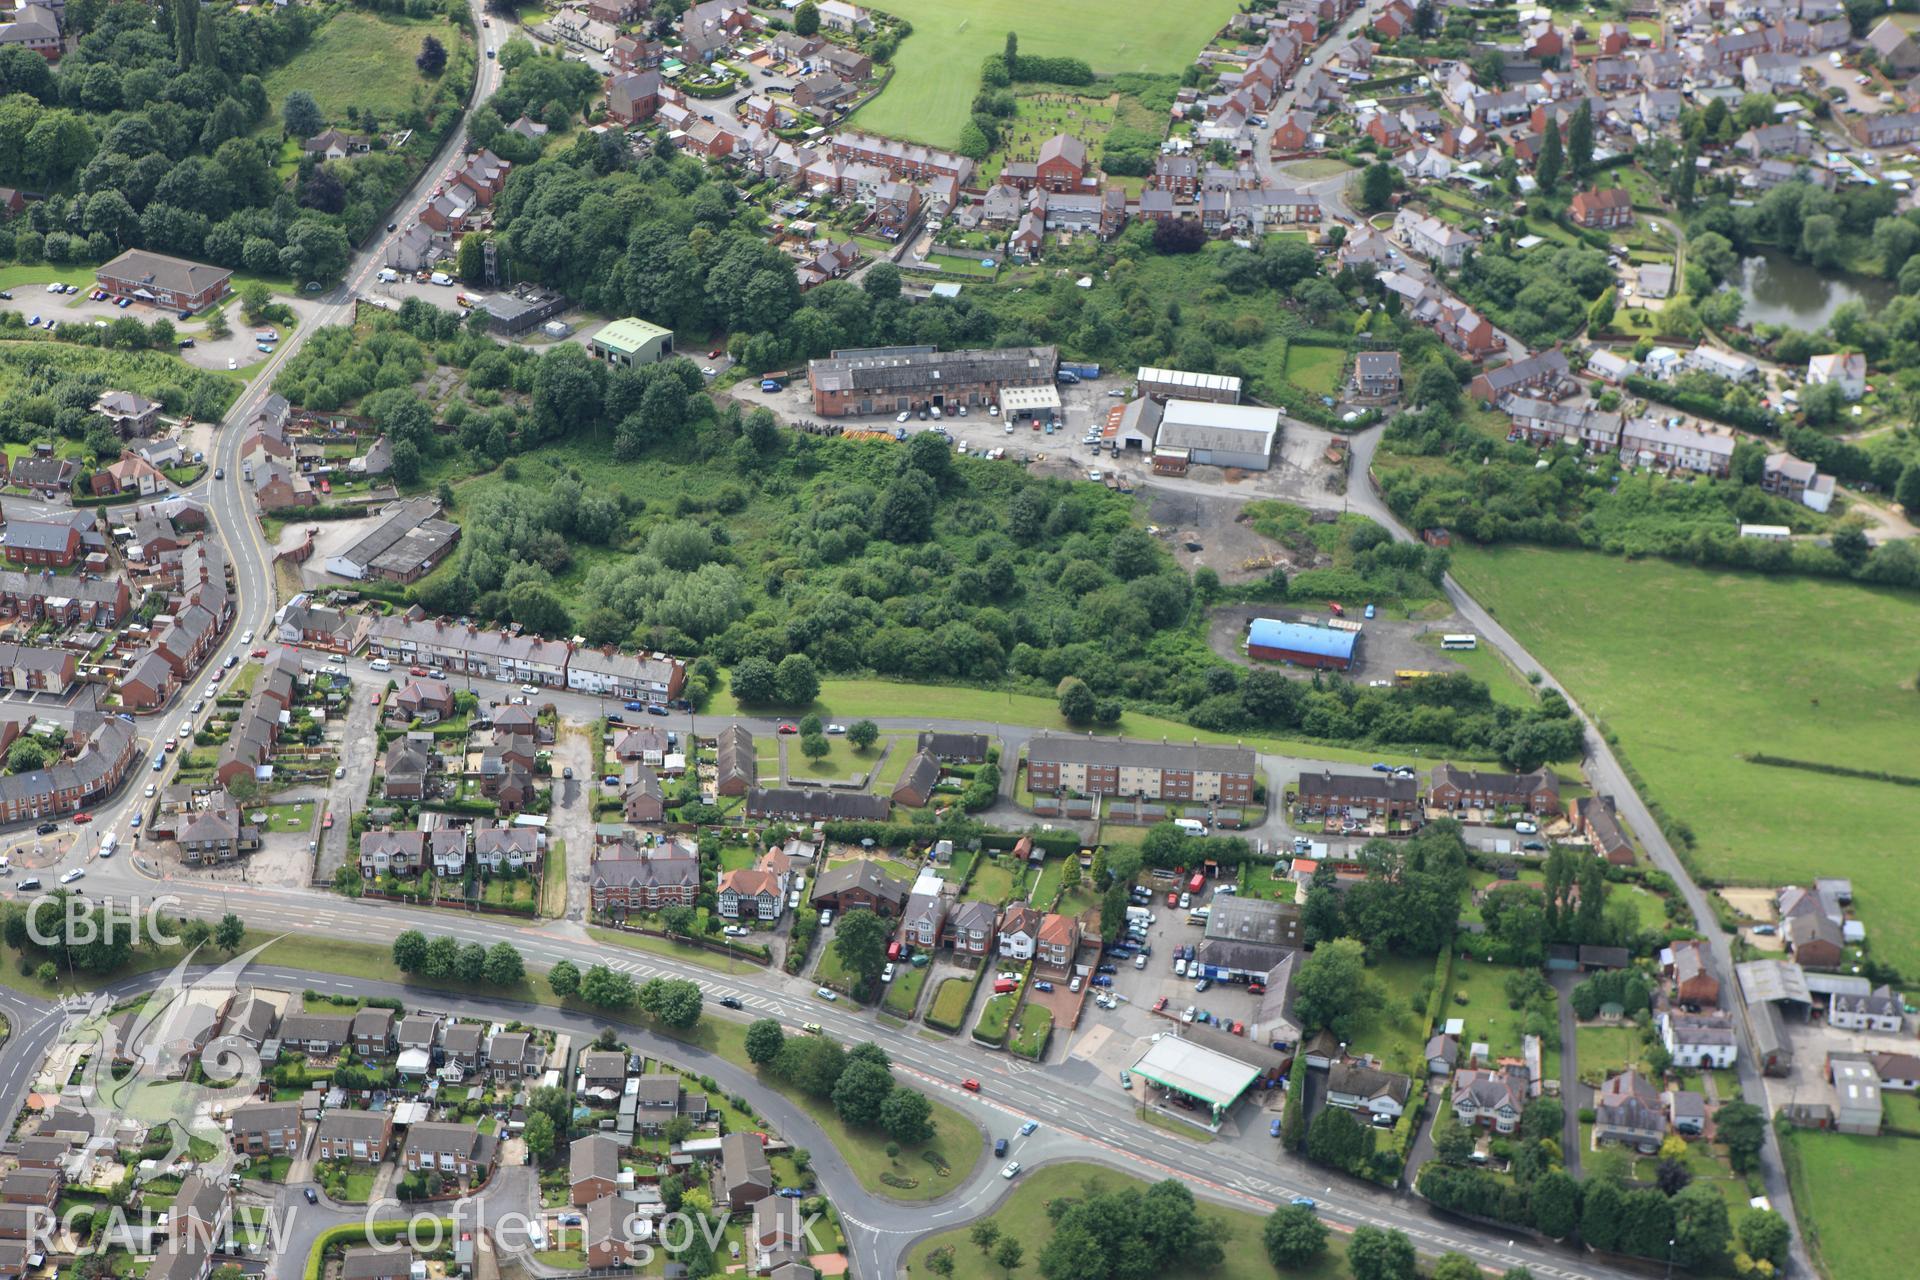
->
[1246,619,1355,659]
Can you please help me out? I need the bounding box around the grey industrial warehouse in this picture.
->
[1154,400,1281,471]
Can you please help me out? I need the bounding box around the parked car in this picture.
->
[814,986,836,1001]
[1515,820,1538,834]
[1033,980,1053,992]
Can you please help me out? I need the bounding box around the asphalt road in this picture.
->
[0,5,1807,1277]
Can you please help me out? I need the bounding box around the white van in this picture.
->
[369,658,392,672]
[99,833,118,857]
[1173,817,1206,836]
[377,268,400,283]
[429,271,453,286]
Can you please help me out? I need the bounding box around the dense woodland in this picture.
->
[0,0,473,282]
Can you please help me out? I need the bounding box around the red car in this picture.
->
[777,723,798,734]
[1152,996,1168,1012]
[1166,891,1178,906]
[410,666,430,677]
[72,812,91,824]
[250,648,268,658]
[323,813,335,829]
[1231,1021,1244,1036]
[708,348,724,358]
[961,1078,981,1093]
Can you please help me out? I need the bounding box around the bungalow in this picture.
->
[1326,1062,1412,1121]
[916,731,988,763]
[810,859,909,916]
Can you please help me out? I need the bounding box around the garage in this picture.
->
[1155,400,1279,471]
[1245,618,1356,670]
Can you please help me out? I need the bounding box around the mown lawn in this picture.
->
[906,1162,1352,1280]
[788,734,884,783]
[261,10,460,124]
[849,0,1239,147]
[882,963,928,1017]
[1574,1024,1649,1084]
[927,975,976,1029]
[965,855,1023,905]
[1445,958,1546,1064]
[1451,546,1920,975]
[1283,342,1346,395]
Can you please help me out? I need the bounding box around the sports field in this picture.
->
[262,11,459,124]
[851,0,1239,147]
[1450,546,1920,974]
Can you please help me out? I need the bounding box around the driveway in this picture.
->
[316,689,381,885]
[545,725,596,922]
[1549,970,1583,1177]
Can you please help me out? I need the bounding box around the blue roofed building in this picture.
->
[1245,619,1356,671]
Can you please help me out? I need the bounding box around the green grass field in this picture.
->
[1346,954,1434,1077]
[1283,343,1346,396]
[787,735,883,783]
[965,855,1022,905]
[1574,1024,1649,1084]
[262,11,458,124]
[849,0,1239,146]
[927,975,976,1028]
[709,676,1457,767]
[1445,959,1547,1064]
[1785,1131,1915,1280]
[906,1162,1351,1280]
[1450,547,1920,975]
[882,963,928,1017]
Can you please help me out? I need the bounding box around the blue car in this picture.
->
[776,1187,804,1199]
[1091,975,1112,987]
[1033,981,1053,992]
[1370,762,1391,772]
[1019,1121,1038,1136]
[1270,1118,1283,1138]
[1290,1197,1317,1210]
[625,700,645,711]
